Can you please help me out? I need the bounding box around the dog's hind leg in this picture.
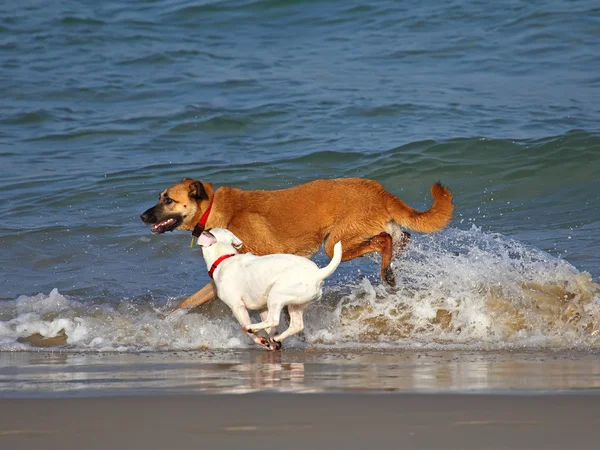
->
[258,310,270,334]
[259,310,275,337]
[273,304,307,344]
[325,232,397,286]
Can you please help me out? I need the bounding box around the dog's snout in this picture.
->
[140,208,157,224]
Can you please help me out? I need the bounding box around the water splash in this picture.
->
[305,226,600,349]
[2,227,599,351]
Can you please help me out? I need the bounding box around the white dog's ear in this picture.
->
[231,235,243,249]
[197,231,217,247]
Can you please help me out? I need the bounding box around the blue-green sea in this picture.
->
[1,0,599,351]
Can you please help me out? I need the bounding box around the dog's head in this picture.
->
[140,178,213,234]
[197,228,243,250]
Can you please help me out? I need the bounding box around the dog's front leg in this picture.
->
[243,302,283,335]
[174,281,217,311]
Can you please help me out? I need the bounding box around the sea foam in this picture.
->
[2,227,599,351]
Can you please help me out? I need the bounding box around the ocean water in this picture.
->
[1,0,599,352]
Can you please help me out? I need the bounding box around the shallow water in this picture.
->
[1,0,599,352]
[2,227,600,352]
[1,350,600,397]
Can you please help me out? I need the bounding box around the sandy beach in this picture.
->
[1,350,599,449]
[1,393,599,450]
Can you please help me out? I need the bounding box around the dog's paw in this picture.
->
[257,336,272,349]
[383,267,396,287]
[269,339,282,351]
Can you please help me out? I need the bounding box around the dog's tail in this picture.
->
[385,182,454,233]
[318,241,342,281]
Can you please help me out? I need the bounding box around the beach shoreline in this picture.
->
[2,349,600,397]
[2,346,600,449]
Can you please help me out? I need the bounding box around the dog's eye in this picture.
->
[164,197,173,205]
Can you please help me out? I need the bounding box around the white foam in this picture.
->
[2,227,599,351]
[303,226,600,349]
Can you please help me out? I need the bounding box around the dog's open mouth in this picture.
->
[150,217,181,234]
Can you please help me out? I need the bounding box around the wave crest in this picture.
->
[306,227,600,348]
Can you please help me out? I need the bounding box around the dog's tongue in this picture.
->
[150,218,176,234]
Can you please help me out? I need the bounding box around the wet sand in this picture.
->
[1,393,599,450]
[1,350,599,449]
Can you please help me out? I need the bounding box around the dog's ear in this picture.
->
[197,231,217,247]
[188,180,208,200]
[231,235,243,249]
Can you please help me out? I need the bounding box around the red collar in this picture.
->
[208,253,235,278]
[192,199,213,237]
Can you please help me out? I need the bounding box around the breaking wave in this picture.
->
[2,226,599,352]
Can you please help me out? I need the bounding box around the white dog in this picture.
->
[197,228,342,350]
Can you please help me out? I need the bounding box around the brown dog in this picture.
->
[140,178,453,311]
